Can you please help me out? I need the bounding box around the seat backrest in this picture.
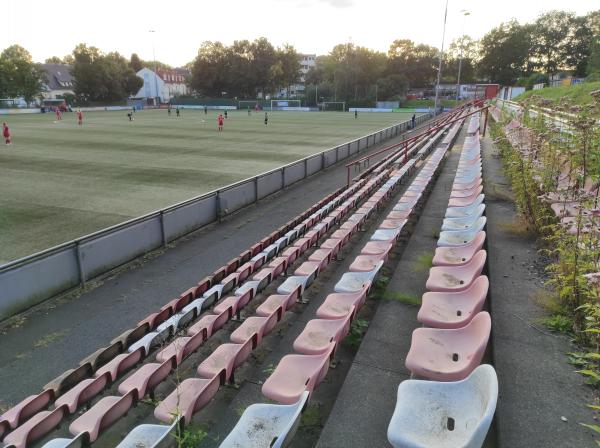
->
[99,391,136,434]
[26,407,66,446]
[468,312,492,340]
[46,364,93,397]
[273,392,310,448]
[147,360,174,395]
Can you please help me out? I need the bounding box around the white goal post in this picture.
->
[270,99,302,110]
[322,101,346,112]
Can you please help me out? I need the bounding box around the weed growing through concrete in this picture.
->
[413,252,433,272]
[383,292,422,306]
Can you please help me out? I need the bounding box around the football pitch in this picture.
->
[0,109,418,263]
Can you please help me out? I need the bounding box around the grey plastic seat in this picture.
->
[277,275,310,295]
[442,208,486,231]
[334,261,383,293]
[371,228,402,242]
[438,218,486,247]
[219,392,308,448]
[127,328,169,355]
[116,416,181,448]
[445,195,485,218]
[387,364,498,448]
[236,280,260,299]
[41,432,86,448]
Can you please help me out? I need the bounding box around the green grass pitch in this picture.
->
[0,109,418,263]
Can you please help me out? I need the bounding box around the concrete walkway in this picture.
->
[0,130,407,408]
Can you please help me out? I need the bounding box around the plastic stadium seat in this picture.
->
[186,314,223,339]
[320,238,342,258]
[437,221,486,247]
[450,185,483,200]
[294,261,321,282]
[40,432,86,448]
[280,246,300,265]
[262,343,335,404]
[426,250,486,292]
[78,342,122,372]
[154,374,221,425]
[213,293,250,319]
[445,196,485,219]
[448,192,484,208]
[453,177,482,191]
[387,364,498,448]
[293,310,354,355]
[418,276,489,329]
[110,323,150,350]
[405,312,491,381]
[266,257,288,279]
[433,232,486,266]
[277,276,310,295]
[256,287,301,317]
[235,262,253,283]
[230,312,280,346]
[54,372,111,414]
[361,241,393,257]
[127,329,169,356]
[335,262,382,293]
[0,389,55,431]
[3,407,65,448]
[44,365,94,399]
[219,273,238,295]
[93,347,143,383]
[293,237,312,253]
[349,254,388,272]
[379,219,408,230]
[116,415,181,448]
[138,307,172,331]
[155,330,206,366]
[371,228,402,243]
[235,280,260,300]
[118,359,174,399]
[68,391,136,443]
[219,392,308,448]
[197,339,254,383]
[441,206,485,231]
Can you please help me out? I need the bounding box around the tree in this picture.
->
[71,44,142,102]
[477,20,532,85]
[387,39,438,87]
[376,74,408,100]
[277,44,301,95]
[45,56,63,64]
[531,11,577,75]
[1,45,46,105]
[130,53,143,72]
[587,38,600,77]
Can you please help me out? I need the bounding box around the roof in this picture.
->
[41,64,74,91]
[156,68,190,84]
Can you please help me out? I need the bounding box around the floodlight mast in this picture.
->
[433,0,449,116]
[149,30,158,105]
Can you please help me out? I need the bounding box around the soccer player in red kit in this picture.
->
[77,110,83,126]
[3,123,11,145]
[217,113,224,131]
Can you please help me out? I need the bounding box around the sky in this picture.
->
[0,0,597,67]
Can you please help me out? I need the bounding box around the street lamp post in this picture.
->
[456,10,470,102]
[149,30,159,106]
[433,0,449,116]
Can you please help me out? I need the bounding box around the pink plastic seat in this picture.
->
[214,290,252,318]
[256,288,301,317]
[3,407,65,448]
[230,312,280,346]
[330,228,352,245]
[405,312,492,381]
[426,250,486,292]
[361,241,393,257]
[280,246,300,265]
[418,276,489,329]
[235,262,253,283]
[118,359,173,399]
[293,237,312,254]
[432,232,486,266]
[448,193,484,208]
[315,286,369,319]
[380,219,407,230]
[349,254,387,272]
[197,339,254,383]
[321,238,342,258]
[187,309,230,338]
[68,391,136,443]
[94,347,144,383]
[262,343,335,404]
[267,257,288,279]
[294,261,320,282]
[450,185,483,199]
[154,375,220,425]
[309,248,333,268]
[453,177,482,191]
[55,372,111,414]
[293,310,354,355]
[386,209,412,220]
[155,330,206,366]
[0,389,54,430]
[220,273,239,295]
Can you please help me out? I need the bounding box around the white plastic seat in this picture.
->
[441,205,485,231]
[219,392,308,448]
[41,432,86,448]
[334,261,383,293]
[445,195,485,218]
[116,416,181,448]
[438,218,486,247]
[277,276,309,295]
[387,364,498,448]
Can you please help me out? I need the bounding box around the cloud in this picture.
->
[278,0,354,7]
[321,0,354,7]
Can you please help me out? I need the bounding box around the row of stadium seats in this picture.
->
[216,118,465,446]
[387,114,499,448]
[0,107,466,448]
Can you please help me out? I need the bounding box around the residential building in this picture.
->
[41,63,75,99]
[134,67,190,103]
[279,53,316,98]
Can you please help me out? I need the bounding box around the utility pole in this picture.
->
[149,30,159,106]
[433,0,449,116]
[456,10,470,102]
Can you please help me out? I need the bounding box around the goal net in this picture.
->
[270,99,302,111]
[238,100,260,110]
[322,101,346,112]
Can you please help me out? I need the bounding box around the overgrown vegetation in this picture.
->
[492,91,600,439]
[514,81,600,106]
